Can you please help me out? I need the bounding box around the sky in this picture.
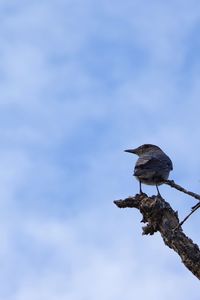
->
[0,0,200,299]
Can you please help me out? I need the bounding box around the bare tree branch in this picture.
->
[114,193,200,280]
[165,179,200,203]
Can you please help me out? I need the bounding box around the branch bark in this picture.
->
[114,193,200,280]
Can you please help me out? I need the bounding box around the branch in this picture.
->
[165,179,200,203]
[114,194,200,280]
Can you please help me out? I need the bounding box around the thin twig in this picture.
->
[165,179,200,202]
[165,179,200,225]
[191,202,200,210]
[178,204,200,227]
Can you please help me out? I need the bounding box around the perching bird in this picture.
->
[125,144,173,196]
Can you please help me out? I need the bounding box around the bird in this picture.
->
[124,144,173,196]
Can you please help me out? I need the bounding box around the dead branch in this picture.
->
[114,193,200,280]
[165,179,200,203]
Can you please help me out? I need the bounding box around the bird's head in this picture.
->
[124,144,161,156]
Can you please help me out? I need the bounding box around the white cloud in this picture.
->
[2,212,198,300]
[0,1,199,299]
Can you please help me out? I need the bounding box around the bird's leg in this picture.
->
[139,181,143,194]
[156,185,161,197]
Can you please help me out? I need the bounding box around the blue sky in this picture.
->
[0,0,200,299]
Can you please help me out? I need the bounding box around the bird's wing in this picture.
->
[169,158,173,170]
[134,154,172,176]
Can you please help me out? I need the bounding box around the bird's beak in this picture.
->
[124,149,137,154]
